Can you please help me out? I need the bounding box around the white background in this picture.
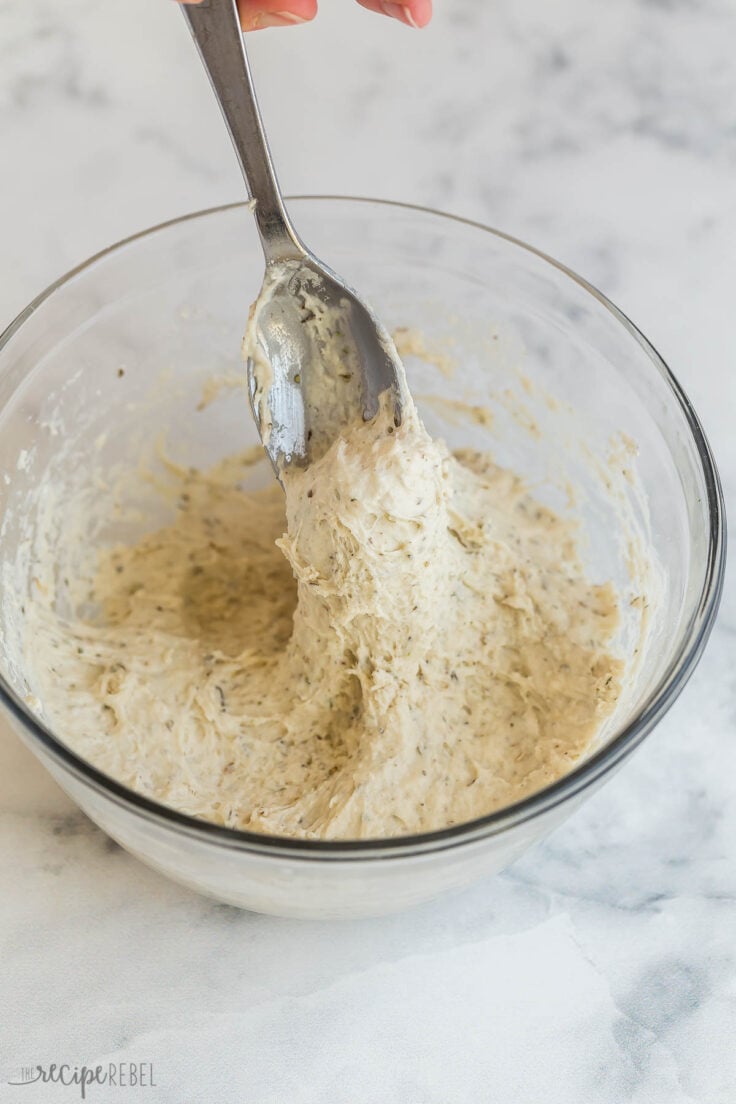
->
[1,1,735,1100]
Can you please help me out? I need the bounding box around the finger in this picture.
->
[237,0,317,29]
[355,0,432,28]
[174,0,318,31]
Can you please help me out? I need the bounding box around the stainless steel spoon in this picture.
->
[181,0,405,470]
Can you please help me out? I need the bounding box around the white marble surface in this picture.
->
[1,0,735,1100]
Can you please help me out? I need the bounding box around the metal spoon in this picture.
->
[181,0,405,470]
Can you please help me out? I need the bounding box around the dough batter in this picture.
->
[27,388,622,839]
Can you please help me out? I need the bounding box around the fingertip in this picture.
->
[356,0,432,29]
[400,0,432,28]
[408,0,432,29]
[237,0,318,30]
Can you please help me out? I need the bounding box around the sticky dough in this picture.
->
[26,391,622,839]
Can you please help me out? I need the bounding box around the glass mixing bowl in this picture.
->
[0,198,724,918]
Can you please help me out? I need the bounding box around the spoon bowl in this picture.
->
[246,257,404,468]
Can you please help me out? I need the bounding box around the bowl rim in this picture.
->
[0,195,726,861]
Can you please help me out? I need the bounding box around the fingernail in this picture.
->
[381,3,418,28]
[253,10,308,27]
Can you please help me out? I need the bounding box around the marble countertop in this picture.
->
[1,0,734,1100]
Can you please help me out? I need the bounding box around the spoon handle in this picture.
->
[181,0,304,263]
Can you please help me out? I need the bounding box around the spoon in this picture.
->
[181,0,405,471]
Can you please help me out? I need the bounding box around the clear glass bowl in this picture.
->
[0,198,725,918]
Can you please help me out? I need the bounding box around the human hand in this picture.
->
[175,0,432,31]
